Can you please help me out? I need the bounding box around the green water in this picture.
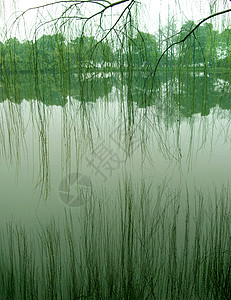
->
[0,71,230,217]
[0,70,230,298]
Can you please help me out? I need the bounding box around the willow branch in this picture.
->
[152,8,231,78]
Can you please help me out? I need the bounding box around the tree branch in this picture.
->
[12,0,133,30]
[152,8,231,78]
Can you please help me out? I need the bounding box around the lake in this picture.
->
[0,70,230,298]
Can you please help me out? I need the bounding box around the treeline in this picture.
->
[0,21,230,74]
[0,34,115,74]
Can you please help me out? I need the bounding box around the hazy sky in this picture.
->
[0,0,230,40]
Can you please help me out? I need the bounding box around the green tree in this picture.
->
[131,31,159,67]
[177,21,219,66]
[178,21,196,66]
[35,33,66,71]
[194,23,219,65]
[217,28,231,68]
[70,35,114,67]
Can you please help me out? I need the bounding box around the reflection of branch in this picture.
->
[152,8,231,78]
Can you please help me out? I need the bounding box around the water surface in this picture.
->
[0,71,230,224]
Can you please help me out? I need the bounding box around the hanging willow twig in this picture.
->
[12,0,135,27]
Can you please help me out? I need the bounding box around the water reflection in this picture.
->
[0,70,230,207]
[1,70,230,112]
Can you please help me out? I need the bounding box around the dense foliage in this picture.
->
[0,23,230,75]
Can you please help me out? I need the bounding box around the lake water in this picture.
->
[0,71,231,224]
[0,70,231,298]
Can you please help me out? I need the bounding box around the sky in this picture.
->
[0,0,230,41]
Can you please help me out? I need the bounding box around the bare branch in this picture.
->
[91,0,135,48]
[81,0,134,33]
[12,0,135,41]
